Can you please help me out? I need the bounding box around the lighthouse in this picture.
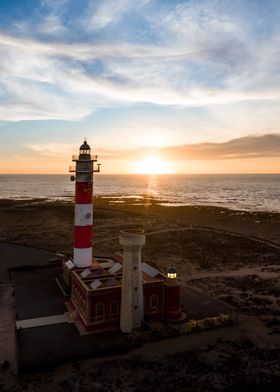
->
[69,140,100,268]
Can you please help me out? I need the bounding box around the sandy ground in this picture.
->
[1,197,280,391]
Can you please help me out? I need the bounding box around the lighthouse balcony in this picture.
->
[72,154,98,161]
[69,165,93,173]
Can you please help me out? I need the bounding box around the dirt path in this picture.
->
[95,224,280,251]
[189,264,280,280]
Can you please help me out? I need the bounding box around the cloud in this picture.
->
[161,134,280,160]
[13,0,68,37]
[40,0,69,10]
[23,142,76,162]
[1,1,280,122]
[84,0,149,30]
[39,14,67,35]
[1,31,280,123]
[0,77,95,121]
[93,134,280,161]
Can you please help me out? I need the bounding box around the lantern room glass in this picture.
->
[80,149,91,155]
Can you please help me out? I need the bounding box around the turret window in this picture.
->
[150,294,158,312]
[110,301,119,319]
[95,303,104,321]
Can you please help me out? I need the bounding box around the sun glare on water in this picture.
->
[132,155,173,174]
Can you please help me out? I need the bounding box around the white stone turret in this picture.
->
[119,229,145,333]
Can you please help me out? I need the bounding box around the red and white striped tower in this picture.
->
[69,140,100,268]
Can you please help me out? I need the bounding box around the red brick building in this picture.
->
[65,255,170,334]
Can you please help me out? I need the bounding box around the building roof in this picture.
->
[167,265,176,274]
[71,256,164,292]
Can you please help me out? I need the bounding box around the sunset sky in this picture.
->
[0,0,280,174]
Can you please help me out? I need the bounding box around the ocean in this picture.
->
[0,174,279,212]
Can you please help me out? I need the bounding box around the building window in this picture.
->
[72,286,78,305]
[81,298,86,315]
[95,303,104,321]
[150,294,158,312]
[110,301,119,319]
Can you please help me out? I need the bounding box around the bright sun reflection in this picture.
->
[132,155,173,174]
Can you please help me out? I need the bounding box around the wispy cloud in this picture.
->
[162,134,280,160]
[84,0,150,30]
[39,14,67,35]
[24,142,74,158]
[13,0,68,37]
[0,31,280,122]
[90,134,280,161]
[0,0,280,126]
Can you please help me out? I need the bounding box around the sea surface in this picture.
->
[0,174,279,212]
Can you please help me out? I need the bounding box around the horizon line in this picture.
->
[0,172,279,176]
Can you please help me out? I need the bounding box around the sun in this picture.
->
[132,155,173,174]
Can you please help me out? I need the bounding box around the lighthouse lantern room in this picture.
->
[69,140,100,268]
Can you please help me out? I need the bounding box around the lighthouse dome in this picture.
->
[167,265,177,279]
[80,140,91,151]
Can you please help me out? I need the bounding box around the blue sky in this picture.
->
[0,0,280,173]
